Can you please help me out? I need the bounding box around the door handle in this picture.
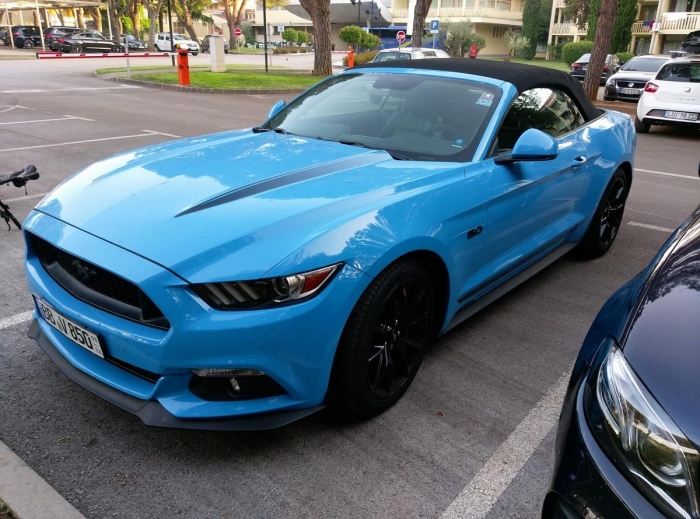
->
[572,156,588,169]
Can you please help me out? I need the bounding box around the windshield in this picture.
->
[174,34,186,40]
[264,72,500,162]
[621,57,668,72]
[657,63,700,82]
[22,27,40,35]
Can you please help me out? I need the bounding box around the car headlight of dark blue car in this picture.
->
[192,263,341,310]
[585,338,700,519]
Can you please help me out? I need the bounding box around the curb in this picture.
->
[94,71,309,95]
[0,440,86,519]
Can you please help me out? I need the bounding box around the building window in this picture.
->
[245,9,255,20]
[492,26,509,38]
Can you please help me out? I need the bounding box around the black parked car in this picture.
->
[121,34,146,51]
[6,26,43,49]
[0,29,9,46]
[545,164,700,519]
[44,26,80,45]
[570,53,621,85]
[57,32,124,53]
[201,34,229,53]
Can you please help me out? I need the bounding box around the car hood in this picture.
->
[623,218,700,444]
[35,130,451,283]
[609,70,657,82]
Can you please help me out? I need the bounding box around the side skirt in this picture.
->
[443,242,579,334]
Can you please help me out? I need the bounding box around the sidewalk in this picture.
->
[0,440,86,519]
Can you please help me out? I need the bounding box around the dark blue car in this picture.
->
[545,167,700,519]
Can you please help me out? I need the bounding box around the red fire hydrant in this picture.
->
[177,46,190,86]
[469,43,478,59]
[347,47,354,68]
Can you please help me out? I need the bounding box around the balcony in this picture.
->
[392,6,522,22]
[631,20,654,34]
[657,12,700,33]
[551,23,586,36]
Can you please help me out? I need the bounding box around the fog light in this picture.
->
[229,377,240,392]
[189,368,285,401]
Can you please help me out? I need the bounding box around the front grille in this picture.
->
[616,80,647,89]
[29,233,170,330]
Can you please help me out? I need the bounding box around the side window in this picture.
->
[495,88,586,153]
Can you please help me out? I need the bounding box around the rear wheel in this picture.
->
[634,115,651,134]
[24,39,34,49]
[191,51,198,56]
[578,168,629,259]
[114,44,124,53]
[330,259,435,417]
[155,44,161,52]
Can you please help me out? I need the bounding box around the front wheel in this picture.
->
[577,168,630,259]
[154,44,161,52]
[191,51,198,56]
[24,39,34,49]
[634,115,651,134]
[329,259,435,417]
[72,44,83,53]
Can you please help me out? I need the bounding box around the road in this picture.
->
[0,56,699,519]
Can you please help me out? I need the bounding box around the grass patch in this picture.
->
[484,58,570,72]
[0,500,17,519]
[96,64,273,74]
[132,69,325,89]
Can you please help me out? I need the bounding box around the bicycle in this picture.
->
[1,165,40,230]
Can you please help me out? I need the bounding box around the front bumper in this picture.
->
[24,210,370,428]
[544,373,666,519]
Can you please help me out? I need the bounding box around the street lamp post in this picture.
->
[167,0,174,66]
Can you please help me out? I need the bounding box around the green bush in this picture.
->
[273,46,309,54]
[562,40,594,66]
[360,32,381,50]
[616,51,634,64]
[342,50,379,66]
[338,25,365,50]
[547,42,564,60]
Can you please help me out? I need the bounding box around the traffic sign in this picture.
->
[430,20,439,34]
[234,28,242,37]
[278,25,285,32]
[396,30,406,43]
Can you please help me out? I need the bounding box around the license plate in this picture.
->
[619,88,641,95]
[665,111,699,121]
[37,299,104,358]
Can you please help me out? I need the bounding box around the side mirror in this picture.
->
[614,65,621,73]
[267,99,286,119]
[494,129,558,165]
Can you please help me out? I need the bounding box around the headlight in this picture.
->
[606,78,615,87]
[586,338,699,519]
[192,263,341,310]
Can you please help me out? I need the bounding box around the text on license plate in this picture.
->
[620,88,641,95]
[37,299,104,358]
[665,111,699,121]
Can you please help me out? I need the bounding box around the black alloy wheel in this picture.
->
[578,168,629,258]
[24,39,34,49]
[331,259,435,417]
[72,43,83,53]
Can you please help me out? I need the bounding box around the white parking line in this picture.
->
[143,129,182,138]
[0,116,93,126]
[441,369,571,519]
[628,221,675,233]
[4,192,49,203]
[0,311,34,330]
[1,86,141,94]
[635,168,699,181]
[0,130,168,153]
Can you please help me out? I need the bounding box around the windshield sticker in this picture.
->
[476,93,494,107]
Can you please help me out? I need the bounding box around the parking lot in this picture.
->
[0,56,699,519]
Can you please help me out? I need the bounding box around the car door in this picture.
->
[94,34,112,52]
[477,87,590,294]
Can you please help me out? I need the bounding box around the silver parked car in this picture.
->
[603,55,671,102]
[370,47,450,63]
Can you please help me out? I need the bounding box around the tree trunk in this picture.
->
[33,10,40,26]
[146,0,165,50]
[222,0,237,49]
[175,0,199,42]
[582,0,618,100]
[106,0,122,40]
[131,2,140,39]
[89,7,102,32]
[299,0,332,75]
[412,0,431,48]
[232,1,246,49]
[56,9,64,25]
[77,8,86,29]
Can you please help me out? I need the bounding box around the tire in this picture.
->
[191,51,198,56]
[72,43,83,53]
[577,168,630,259]
[114,44,124,53]
[155,44,161,52]
[634,115,650,134]
[24,39,34,49]
[329,259,435,417]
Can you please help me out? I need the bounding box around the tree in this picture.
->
[338,25,364,50]
[582,0,618,100]
[522,0,552,59]
[610,0,637,53]
[240,21,255,44]
[282,27,298,44]
[439,21,486,58]
[411,0,431,48]
[563,0,590,30]
[503,28,528,59]
[296,31,310,45]
[173,0,213,43]
[360,31,381,49]
[144,0,165,50]
[298,0,332,75]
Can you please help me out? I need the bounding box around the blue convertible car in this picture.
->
[24,60,636,430]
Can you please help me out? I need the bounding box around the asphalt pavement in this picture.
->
[0,54,699,519]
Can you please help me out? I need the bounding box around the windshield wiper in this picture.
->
[252,127,294,134]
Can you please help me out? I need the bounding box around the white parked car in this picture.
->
[636,56,700,133]
[370,47,450,63]
[154,32,199,55]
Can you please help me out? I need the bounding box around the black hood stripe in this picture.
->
[176,152,386,217]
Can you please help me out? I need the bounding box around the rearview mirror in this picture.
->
[268,100,286,119]
[494,129,558,165]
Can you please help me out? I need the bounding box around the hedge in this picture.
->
[342,50,379,66]
[616,52,634,64]
[273,47,310,54]
[562,40,594,66]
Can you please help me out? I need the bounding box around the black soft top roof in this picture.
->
[357,58,601,121]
